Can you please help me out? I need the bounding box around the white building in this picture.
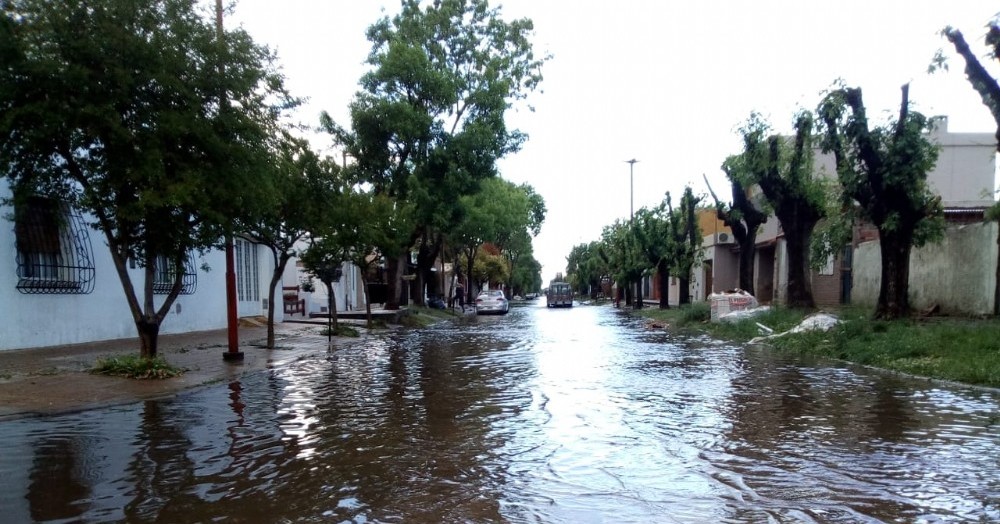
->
[0,181,361,351]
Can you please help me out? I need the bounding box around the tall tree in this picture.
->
[664,188,703,306]
[600,220,645,308]
[0,0,292,358]
[566,241,607,298]
[818,84,942,319]
[738,112,826,309]
[510,252,542,297]
[633,204,673,309]
[326,0,546,309]
[705,158,768,296]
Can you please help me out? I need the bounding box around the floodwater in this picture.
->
[1,302,998,523]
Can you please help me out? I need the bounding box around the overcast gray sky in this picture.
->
[228,0,998,284]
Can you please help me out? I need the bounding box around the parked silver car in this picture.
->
[475,289,509,315]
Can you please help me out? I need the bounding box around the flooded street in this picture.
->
[1,302,998,523]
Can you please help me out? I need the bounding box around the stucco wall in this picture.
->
[0,239,230,350]
[0,183,266,351]
[851,222,997,315]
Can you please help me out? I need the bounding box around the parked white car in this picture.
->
[475,290,509,315]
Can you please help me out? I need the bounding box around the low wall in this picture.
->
[852,222,997,315]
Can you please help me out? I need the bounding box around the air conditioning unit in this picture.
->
[716,232,735,244]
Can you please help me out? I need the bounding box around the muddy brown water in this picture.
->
[0,302,997,522]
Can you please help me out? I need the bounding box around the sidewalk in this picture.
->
[0,320,352,420]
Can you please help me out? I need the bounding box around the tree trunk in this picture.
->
[324,280,338,331]
[738,236,757,295]
[657,259,670,309]
[415,233,441,306]
[784,225,816,309]
[385,254,403,310]
[266,272,281,349]
[876,232,912,319]
[363,279,373,329]
[678,275,691,305]
[633,278,643,309]
[995,223,1000,316]
[137,317,160,359]
[466,253,475,304]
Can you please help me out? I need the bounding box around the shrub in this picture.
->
[92,355,183,379]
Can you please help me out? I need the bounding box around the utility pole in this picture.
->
[218,0,243,361]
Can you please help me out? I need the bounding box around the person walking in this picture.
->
[455,281,465,312]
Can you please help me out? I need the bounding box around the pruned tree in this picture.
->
[818,84,942,320]
[738,112,826,309]
[940,23,1000,150]
[665,187,703,306]
[704,159,768,295]
[0,0,293,358]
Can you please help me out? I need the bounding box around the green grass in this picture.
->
[92,355,184,379]
[637,305,1000,388]
[318,324,361,337]
[400,305,458,327]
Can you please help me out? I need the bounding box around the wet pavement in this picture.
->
[0,301,998,522]
[0,319,341,419]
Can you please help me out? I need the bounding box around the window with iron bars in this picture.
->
[14,196,96,295]
[152,253,198,295]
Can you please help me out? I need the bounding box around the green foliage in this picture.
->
[679,302,711,324]
[632,205,673,272]
[735,111,829,308]
[599,219,645,288]
[641,303,1000,387]
[451,177,544,293]
[818,85,943,318]
[566,241,608,296]
[242,134,343,347]
[510,253,542,295]
[92,355,183,379]
[664,188,703,285]
[469,250,510,288]
[326,0,548,298]
[0,0,294,357]
[818,86,943,246]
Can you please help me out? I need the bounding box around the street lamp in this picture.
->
[625,159,638,219]
[625,159,639,308]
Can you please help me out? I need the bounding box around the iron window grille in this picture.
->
[14,196,96,295]
[152,253,197,295]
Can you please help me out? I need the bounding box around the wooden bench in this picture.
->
[283,286,305,316]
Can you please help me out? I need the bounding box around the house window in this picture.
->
[152,253,197,295]
[235,238,259,302]
[14,196,96,294]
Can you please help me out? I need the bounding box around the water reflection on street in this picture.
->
[1,301,998,522]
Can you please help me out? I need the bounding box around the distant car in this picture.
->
[475,289,509,315]
[546,282,573,308]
